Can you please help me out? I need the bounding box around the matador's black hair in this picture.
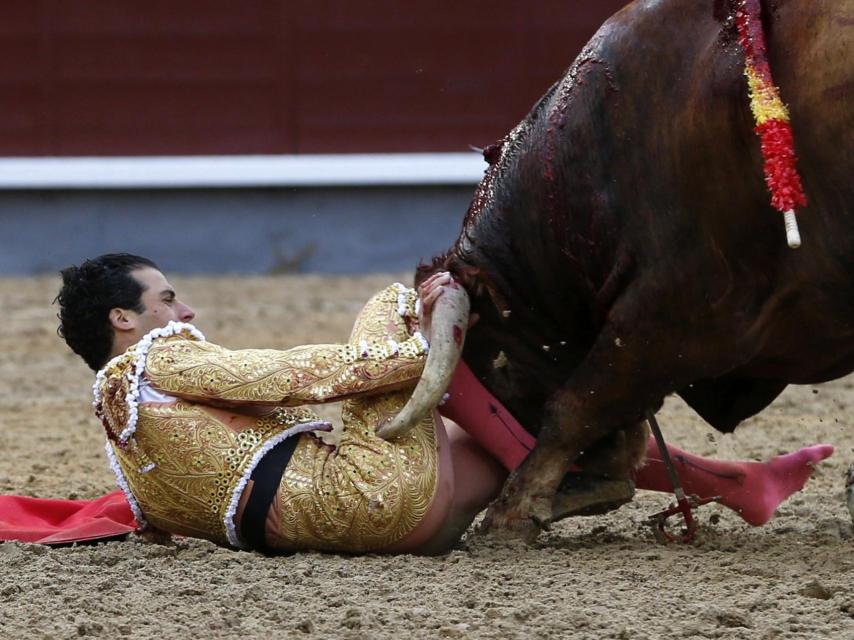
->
[55,253,159,371]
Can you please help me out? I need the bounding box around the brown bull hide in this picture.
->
[417,0,853,538]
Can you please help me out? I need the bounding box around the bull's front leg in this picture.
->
[479,312,699,541]
[550,420,648,520]
[479,454,567,541]
[479,390,611,541]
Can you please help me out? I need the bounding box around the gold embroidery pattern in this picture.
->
[96,352,136,441]
[272,391,438,553]
[349,284,418,343]
[144,330,426,406]
[111,403,321,545]
[271,286,438,552]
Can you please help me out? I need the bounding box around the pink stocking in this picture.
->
[439,361,536,470]
[441,361,833,526]
[635,439,833,525]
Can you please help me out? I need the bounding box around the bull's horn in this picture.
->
[377,284,470,439]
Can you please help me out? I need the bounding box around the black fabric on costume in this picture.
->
[240,436,299,552]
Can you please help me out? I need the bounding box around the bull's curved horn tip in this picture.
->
[376,417,410,440]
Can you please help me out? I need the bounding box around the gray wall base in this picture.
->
[0,186,473,275]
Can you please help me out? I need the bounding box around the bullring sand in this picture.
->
[1,275,852,639]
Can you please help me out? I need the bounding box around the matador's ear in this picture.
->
[109,307,135,331]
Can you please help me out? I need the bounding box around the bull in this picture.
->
[380,0,853,539]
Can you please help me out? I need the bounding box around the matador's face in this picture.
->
[128,267,196,337]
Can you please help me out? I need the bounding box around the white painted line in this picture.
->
[0,153,488,189]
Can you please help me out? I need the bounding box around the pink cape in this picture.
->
[0,490,137,545]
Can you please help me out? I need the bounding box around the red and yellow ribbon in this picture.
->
[735,0,807,215]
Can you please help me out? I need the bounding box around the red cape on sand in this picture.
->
[0,490,137,545]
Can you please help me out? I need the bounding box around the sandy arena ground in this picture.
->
[1,274,853,639]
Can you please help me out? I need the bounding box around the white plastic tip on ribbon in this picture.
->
[784,209,801,249]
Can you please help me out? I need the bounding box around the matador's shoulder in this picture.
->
[93,322,207,445]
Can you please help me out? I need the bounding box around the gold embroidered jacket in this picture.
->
[95,284,426,547]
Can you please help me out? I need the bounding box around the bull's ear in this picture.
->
[451,263,512,319]
[445,262,481,294]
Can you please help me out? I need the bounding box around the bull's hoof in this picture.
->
[476,516,541,544]
[846,464,854,522]
[478,496,553,544]
[552,473,635,521]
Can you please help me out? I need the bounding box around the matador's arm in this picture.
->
[143,284,427,406]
